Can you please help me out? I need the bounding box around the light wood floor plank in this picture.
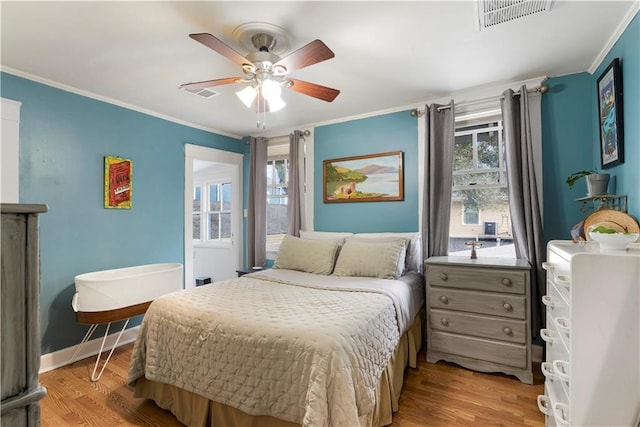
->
[39,344,544,426]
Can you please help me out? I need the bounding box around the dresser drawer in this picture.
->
[427,266,525,294]
[429,288,526,319]
[430,330,528,369]
[430,308,527,344]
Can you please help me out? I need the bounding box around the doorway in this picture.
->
[184,144,243,288]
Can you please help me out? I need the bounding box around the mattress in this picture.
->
[128,269,424,427]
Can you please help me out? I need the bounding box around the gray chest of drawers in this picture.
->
[425,256,532,384]
[1,204,48,426]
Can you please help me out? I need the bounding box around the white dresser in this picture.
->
[538,240,640,426]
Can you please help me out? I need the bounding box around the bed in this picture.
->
[128,231,425,427]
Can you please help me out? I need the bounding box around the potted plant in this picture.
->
[566,170,610,196]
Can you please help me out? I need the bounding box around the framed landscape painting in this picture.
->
[323,151,404,203]
[597,57,624,169]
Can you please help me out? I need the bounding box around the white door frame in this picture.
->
[184,144,243,289]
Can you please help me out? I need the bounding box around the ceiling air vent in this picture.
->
[477,0,554,30]
[182,87,220,99]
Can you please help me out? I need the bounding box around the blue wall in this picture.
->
[1,72,244,354]
[314,111,419,233]
[591,12,639,218]
[542,12,639,240]
[541,72,594,241]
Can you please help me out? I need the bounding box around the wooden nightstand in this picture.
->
[425,256,532,384]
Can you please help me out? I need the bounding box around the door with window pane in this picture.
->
[191,161,239,284]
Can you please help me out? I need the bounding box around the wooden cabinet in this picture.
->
[425,256,532,384]
[1,204,47,426]
[538,240,640,426]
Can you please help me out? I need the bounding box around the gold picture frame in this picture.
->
[104,156,132,209]
[323,151,404,203]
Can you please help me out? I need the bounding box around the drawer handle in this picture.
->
[541,362,555,380]
[439,295,449,304]
[540,328,556,343]
[541,295,555,308]
[554,275,571,289]
[502,278,512,286]
[552,360,570,382]
[537,395,552,416]
[439,273,448,281]
[502,327,513,336]
[553,402,570,426]
[440,318,449,327]
[553,316,571,334]
[502,302,513,311]
[541,261,553,272]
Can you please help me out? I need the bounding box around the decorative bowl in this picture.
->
[588,231,639,251]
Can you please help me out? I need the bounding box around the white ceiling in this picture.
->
[1,1,637,138]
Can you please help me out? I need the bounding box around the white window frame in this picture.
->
[193,178,233,248]
[462,203,481,225]
[453,120,506,191]
[205,180,233,243]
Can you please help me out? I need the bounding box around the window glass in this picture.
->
[266,157,289,254]
[193,180,232,243]
[193,186,201,240]
[449,119,515,258]
[209,184,220,211]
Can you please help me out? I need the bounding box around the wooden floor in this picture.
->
[39,343,545,426]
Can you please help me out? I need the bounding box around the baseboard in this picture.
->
[39,326,140,374]
[532,343,543,363]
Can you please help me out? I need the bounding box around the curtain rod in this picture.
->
[409,84,549,117]
[245,129,311,144]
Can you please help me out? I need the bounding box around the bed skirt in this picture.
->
[134,312,423,427]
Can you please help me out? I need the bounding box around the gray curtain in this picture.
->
[422,101,455,259]
[247,136,268,267]
[501,86,545,336]
[287,130,303,237]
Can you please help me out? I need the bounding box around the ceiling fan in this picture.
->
[181,31,340,114]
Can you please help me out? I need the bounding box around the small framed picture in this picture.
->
[104,156,132,209]
[596,58,624,169]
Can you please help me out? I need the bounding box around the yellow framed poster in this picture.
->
[104,156,132,209]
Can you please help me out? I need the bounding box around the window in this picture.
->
[207,182,232,241]
[192,186,201,240]
[449,119,515,258]
[266,157,289,254]
[193,180,232,244]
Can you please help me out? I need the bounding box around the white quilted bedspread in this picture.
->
[128,270,422,427]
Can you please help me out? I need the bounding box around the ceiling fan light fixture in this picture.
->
[261,79,285,112]
[266,94,286,112]
[236,85,257,108]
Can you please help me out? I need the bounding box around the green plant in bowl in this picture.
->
[590,225,617,234]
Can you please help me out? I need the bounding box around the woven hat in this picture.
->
[583,209,640,241]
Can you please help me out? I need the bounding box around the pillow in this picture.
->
[272,235,340,275]
[299,230,354,244]
[353,232,422,274]
[332,238,407,279]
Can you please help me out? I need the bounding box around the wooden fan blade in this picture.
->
[180,77,242,91]
[274,40,335,73]
[189,33,253,67]
[287,78,340,102]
